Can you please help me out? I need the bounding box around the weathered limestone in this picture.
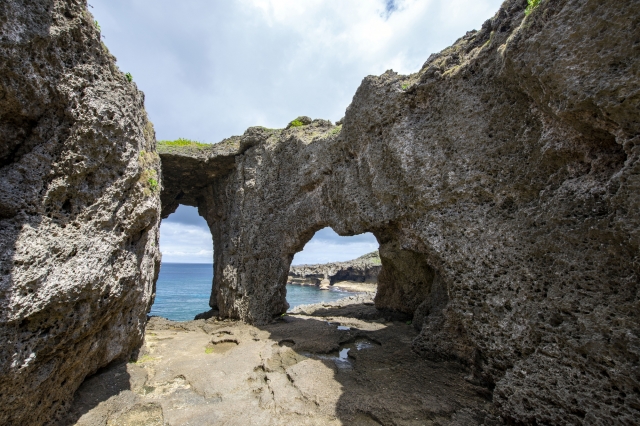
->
[160,0,640,423]
[0,1,161,424]
[1,0,638,423]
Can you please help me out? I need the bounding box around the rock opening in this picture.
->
[151,205,213,321]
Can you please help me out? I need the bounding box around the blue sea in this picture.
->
[149,263,356,321]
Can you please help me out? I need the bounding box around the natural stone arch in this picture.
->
[156,1,640,416]
[158,121,451,327]
[1,0,639,424]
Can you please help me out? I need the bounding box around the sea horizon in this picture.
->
[150,262,359,321]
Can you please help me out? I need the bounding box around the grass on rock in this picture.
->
[157,138,210,148]
[525,0,541,15]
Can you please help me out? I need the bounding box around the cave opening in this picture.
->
[150,205,214,321]
[286,227,380,311]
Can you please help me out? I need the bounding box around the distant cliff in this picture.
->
[288,251,381,288]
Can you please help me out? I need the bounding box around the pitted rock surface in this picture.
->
[159,0,640,423]
[1,0,639,424]
[63,312,496,425]
[0,1,161,424]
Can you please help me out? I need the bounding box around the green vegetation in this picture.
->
[138,151,160,196]
[94,20,101,31]
[157,138,210,148]
[330,125,342,135]
[148,177,159,192]
[525,0,541,15]
[125,72,133,82]
[286,116,312,129]
[401,83,410,91]
[139,150,159,167]
[205,346,215,354]
[139,168,159,196]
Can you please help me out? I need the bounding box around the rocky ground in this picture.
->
[60,297,496,426]
[331,281,377,293]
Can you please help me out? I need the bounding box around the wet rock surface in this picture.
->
[159,0,640,422]
[63,304,495,425]
[0,1,161,424]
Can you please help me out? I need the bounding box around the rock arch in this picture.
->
[159,122,452,326]
[157,1,640,422]
[1,0,639,424]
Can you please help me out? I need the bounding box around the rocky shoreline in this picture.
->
[62,296,496,425]
[288,251,381,290]
[2,0,639,423]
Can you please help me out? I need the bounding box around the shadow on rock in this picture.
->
[64,303,496,425]
[259,307,497,425]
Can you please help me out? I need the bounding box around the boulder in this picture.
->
[0,1,161,424]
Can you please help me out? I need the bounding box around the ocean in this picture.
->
[149,263,356,321]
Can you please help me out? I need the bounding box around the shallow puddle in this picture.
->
[335,348,352,369]
[303,337,378,369]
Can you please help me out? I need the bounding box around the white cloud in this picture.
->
[159,221,213,263]
[292,228,378,265]
[91,0,504,142]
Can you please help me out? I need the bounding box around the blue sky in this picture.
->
[90,0,503,264]
[161,206,379,265]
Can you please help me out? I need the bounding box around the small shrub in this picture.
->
[94,20,101,31]
[286,116,312,129]
[330,125,342,135]
[525,0,541,15]
[138,168,159,196]
[401,83,410,91]
[125,72,133,82]
[148,177,158,192]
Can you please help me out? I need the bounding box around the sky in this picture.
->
[90,0,503,264]
[161,206,379,264]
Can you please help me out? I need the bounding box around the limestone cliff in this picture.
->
[160,0,640,423]
[0,1,161,424]
[288,251,381,287]
[1,0,638,423]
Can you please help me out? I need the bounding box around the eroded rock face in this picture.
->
[160,0,640,423]
[288,251,381,286]
[0,1,161,424]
